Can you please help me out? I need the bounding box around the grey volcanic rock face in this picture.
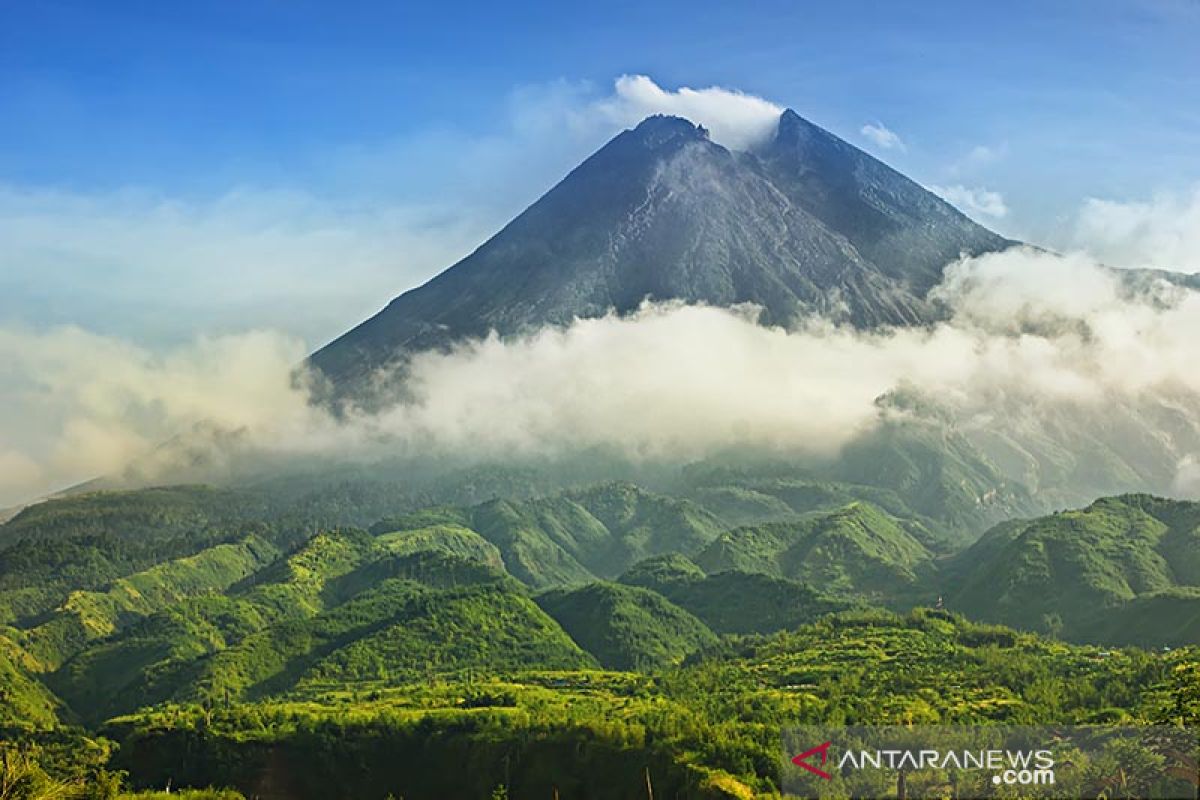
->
[309,111,1012,403]
[760,110,1011,294]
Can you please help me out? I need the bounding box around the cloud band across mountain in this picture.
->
[3,247,1200,508]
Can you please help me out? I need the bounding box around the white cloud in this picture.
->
[860,122,905,151]
[0,450,44,509]
[588,75,783,151]
[931,184,1009,219]
[509,75,783,152]
[1072,185,1200,270]
[1175,455,1200,496]
[0,326,319,505]
[6,247,1200,507]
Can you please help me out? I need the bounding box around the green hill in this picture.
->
[375,523,504,566]
[0,534,143,626]
[693,501,935,605]
[535,582,717,670]
[0,486,268,547]
[15,535,280,670]
[233,528,379,615]
[464,499,597,587]
[46,523,516,722]
[1088,588,1200,647]
[49,543,581,722]
[183,576,592,703]
[947,494,1200,643]
[620,556,852,635]
[0,634,64,729]
[0,484,334,631]
[296,581,594,689]
[47,529,380,720]
[683,468,952,543]
[617,553,707,591]
[679,431,1038,542]
[372,482,727,589]
[831,421,1041,536]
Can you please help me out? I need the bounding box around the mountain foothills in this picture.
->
[946,495,1200,646]
[2,478,1200,798]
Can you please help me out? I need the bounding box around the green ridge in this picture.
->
[535,582,718,669]
[693,501,935,604]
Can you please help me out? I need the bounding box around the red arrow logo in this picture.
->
[792,741,833,780]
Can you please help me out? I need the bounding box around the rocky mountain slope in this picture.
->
[310,111,1011,403]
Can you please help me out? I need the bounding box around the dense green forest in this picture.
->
[2,477,1199,798]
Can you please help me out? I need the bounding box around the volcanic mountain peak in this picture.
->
[627,113,711,145]
[309,109,1012,403]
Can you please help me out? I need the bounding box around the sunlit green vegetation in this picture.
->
[948,494,1200,644]
[2,481,1200,797]
[619,557,853,635]
[535,582,717,669]
[693,502,935,606]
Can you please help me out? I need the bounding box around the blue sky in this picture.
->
[2,0,1200,348]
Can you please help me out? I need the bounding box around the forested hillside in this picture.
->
[2,481,1200,798]
[947,494,1200,645]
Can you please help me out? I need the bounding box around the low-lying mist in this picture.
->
[3,246,1199,509]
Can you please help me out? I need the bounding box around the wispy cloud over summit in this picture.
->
[860,122,905,151]
[561,75,784,151]
[931,184,1009,219]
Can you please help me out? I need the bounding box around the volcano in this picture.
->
[309,110,1012,402]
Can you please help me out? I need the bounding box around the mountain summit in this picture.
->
[310,110,1011,401]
